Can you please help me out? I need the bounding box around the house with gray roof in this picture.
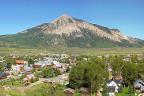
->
[134,79,144,93]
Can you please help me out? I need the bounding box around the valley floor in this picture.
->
[0,47,144,56]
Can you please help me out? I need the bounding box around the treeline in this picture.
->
[68,55,144,94]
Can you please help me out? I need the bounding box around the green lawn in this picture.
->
[117,87,138,96]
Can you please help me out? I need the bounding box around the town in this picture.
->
[0,53,144,96]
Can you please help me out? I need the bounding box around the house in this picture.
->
[97,55,103,58]
[61,54,69,59]
[64,88,75,96]
[108,66,112,72]
[0,72,6,79]
[4,70,12,78]
[23,74,35,84]
[33,61,42,68]
[16,60,28,64]
[0,60,4,63]
[0,56,4,63]
[24,65,33,73]
[9,53,17,58]
[107,79,122,96]
[53,62,62,68]
[11,64,22,74]
[104,54,110,58]
[33,60,53,68]
[69,56,76,64]
[11,60,29,74]
[134,79,144,93]
[16,60,24,65]
[113,75,123,81]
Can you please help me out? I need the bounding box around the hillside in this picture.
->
[0,14,144,48]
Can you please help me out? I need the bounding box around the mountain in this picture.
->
[0,14,144,48]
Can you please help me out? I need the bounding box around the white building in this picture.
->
[11,65,22,74]
[107,80,120,96]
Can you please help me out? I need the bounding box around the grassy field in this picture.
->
[0,83,66,96]
[0,47,144,56]
[117,87,138,96]
[0,83,140,96]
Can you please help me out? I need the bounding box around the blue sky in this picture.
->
[0,0,144,39]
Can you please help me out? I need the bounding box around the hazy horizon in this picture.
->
[0,0,144,40]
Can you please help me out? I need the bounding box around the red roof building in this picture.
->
[16,60,24,65]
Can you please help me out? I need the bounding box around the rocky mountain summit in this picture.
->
[0,14,144,48]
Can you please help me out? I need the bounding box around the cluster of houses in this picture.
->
[11,60,32,74]
[33,57,70,73]
[0,54,72,84]
[106,54,144,96]
[106,77,144,96]
[1,54,144,95]
[0,59,34,84]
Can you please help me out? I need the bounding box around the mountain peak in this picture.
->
[59,14,73,19]
[4,15,143,48]
[52,14,75,24]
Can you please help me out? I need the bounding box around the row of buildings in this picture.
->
[0,54,73,84]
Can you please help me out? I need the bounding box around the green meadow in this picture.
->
[0,47,144,56]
